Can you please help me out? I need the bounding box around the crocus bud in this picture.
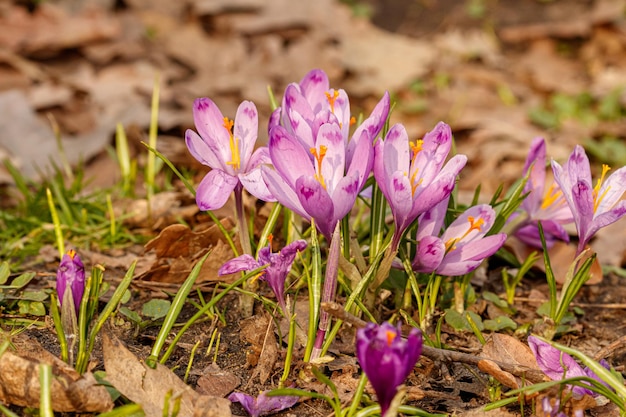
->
[56,249,85,314]
[356,322,422,415]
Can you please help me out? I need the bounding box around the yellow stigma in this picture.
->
[386,330,396,346]
[593,164,611,213]
[540,183,562,210]
[223,117,241,170]
[410,140,424,159]
[310,146,328,189]
[67,249,76,259]
[445,216,485,252]
[349,116,356,126]
[325,90,340,113]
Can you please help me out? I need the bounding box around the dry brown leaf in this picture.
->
[240,314,278,385]
[195,363,240,397]
[481,333,541,389]
[477,359,518,389]
[102,327,231,417]
[0,336,113,412]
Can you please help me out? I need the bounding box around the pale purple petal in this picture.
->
[195,170,238,211]
[436,234,506,276]
[416,197,449,241]
[441,204,495,244]
[595,166,626,213]
[185,129,226,171]
[347,91,390,164]
[192,98,232,168]
[234,101,259,169]
[522,137,547,213]
[571,180,594,247]
[382,124,411,180]
[331,173,361,225]
[588,200,626,238]
[528,336,587,381]
[315,123,345,193]
[268,126,315,188]
[345,129,373,190]
[229,391,299,417]
[387,171,414,233]
[412,235,445,273]
[299,69,329,114]
[261,166,309,219]
[239,167,275,202]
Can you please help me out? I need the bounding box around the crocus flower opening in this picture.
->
[512,138,573,248]
[373,122,467,250]
[56,249,85,314]
[218,239,307,315]
[228,391,299,417]
[356,322,422,415]
[411,197,507,276]
[263,122,372,239]
[185,98,275,211]
[528,336,613,398]
[551,145,626,254]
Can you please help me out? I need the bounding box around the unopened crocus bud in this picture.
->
[356,322,422,415]
[56,249,85,314]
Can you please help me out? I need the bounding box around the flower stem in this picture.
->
[234,183,255,316]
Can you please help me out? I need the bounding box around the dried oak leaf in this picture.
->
[480,333,541,389]
[102,327,231,417]
[0,336,113,412]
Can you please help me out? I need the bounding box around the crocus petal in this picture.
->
[528,336,587,381]
[382,124,411,180]
[332,89,351,141]
[315,123,345,193]
[57,250,85,314]
[239,167,276,202]
[345,129,373,190]
[268,107,281,133]
[416,197,448,241]
[195,170,238,211]
[299,69,330,114]
[268,126,315,188]
[219,255,259,275]
[331,173,361,224]
[588,200,626,238]
[571,180,594,246]
[185,129,226,171]
[566,145,592,187]
[295,176,335,238]
[234,101,258,168]
[261,166,309,219]
[387,171,414,233]
[228,391,298,417]
[347,91,390,165]
[436,234,506,276]
[522,137,547,213]
[412,235,445,273]
[595,166,626,213]
[441,204,495,244]
[192,98,232,168]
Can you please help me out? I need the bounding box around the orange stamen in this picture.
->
[593,164,611,213]
[540,183,562,210]
[445,216,485,252]
[386,330,396,346]
[325,91,340,113]
[310,146,328,189]
[223,117,241,170]
[67,249,76,259]
[349,116,356,126]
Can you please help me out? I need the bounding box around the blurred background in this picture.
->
[1,0,626,196]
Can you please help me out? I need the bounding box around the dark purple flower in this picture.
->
[56,249,85,314]
[185,98,275,210]
[528,335,612,398]
[228,391,298,417]
[219,239,307,315]
[356,322,422,415]
[551,145,626,254]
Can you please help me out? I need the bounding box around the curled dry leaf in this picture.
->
[102,327,231,417]
[481,333,541,389]
[0,337,113,412]
[141,220,241,283]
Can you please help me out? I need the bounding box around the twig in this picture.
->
[321,302,546,383]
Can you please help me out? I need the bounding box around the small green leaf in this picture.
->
[11,272,36,289]
[0,262,10,285]
[18,300,46,316]
[444,308,484,332]
[119,307,142,324]
[484,316,517,331]
[142,299,171,320]
[21,290,49,302]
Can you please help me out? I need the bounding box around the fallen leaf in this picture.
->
[196,363,240,397]
[0,335,113,412]
[102,327,231,417]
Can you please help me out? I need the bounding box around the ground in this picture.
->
[1,0,626,416]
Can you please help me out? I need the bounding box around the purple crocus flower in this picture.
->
[56,249,85,314]
[551,145,626,254]
[410,197,507,276]
[271,69,390,166]
[373,122,467,250]
[228,391,298,417]
[356,322,422,416]
[528,336,612,398]
[512,138,572,248]
[185,98,275,210]
[218,238,307,315]
[541,397,583,417]
[262,122,372,240]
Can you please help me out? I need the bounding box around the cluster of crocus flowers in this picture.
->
[528,336,613,398]
[356,322,422,415]
[185,98,275,210]
[262,69,390,240]
[373,122,467,250]
[512,138,573,248]
[409,196,507,276]
[551,145,626,255]
[218,238,307,316]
